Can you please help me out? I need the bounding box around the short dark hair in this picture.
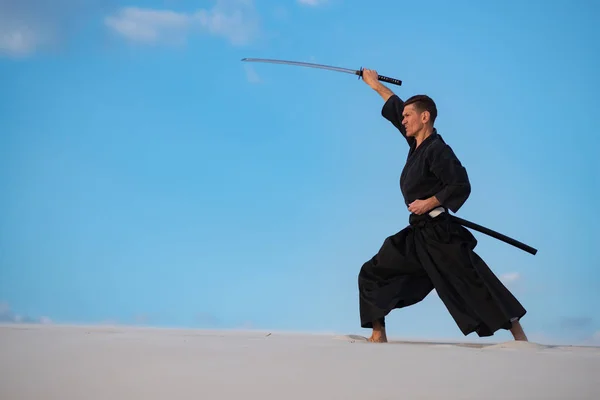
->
[404,95,437,125]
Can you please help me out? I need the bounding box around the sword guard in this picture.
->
[358,66,364,80]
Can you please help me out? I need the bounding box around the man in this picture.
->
[358,68,528,343]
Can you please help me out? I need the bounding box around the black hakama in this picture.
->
[358,95,527,337]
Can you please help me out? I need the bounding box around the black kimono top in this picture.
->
[381,94,471,214]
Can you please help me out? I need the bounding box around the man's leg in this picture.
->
[368,318,387,343]
[358,227,434,342]
[509,319,528,341]
[412,215,528,339]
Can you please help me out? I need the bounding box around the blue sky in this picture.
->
[1,0,599,345]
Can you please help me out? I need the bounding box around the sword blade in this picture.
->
[241,57,402,86]
[241,58,361,76]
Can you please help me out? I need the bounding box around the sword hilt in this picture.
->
[357,67,402,86]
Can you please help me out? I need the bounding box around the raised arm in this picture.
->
[362,68,411,145]
[381,95,410,143]
[363,68,395,102]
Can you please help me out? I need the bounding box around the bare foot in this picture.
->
[510,320,528,341]
[368,320,388,343]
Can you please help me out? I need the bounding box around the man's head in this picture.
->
[402,95,438,137]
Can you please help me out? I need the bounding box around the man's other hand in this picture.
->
[408,198,438,215]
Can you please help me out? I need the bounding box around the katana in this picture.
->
[241,57,402,86]
[450,215,538,255]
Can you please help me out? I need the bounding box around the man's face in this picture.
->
[402,104,426,137]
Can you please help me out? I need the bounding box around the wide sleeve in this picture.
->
[429,143,471,213]
[381,94,413,146]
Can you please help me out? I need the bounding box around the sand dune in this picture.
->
[1,324,598,399]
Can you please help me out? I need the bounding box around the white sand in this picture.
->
[1,324,598,399]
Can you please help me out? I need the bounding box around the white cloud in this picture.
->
[500,272,521,283]
[297,0,328,6]
[0,0,112,58]
[0,26,40,57]
[244,64,261,83]
[105,8,194,45]
[104,0,260,46]
[0,0,54,57]
[0,0,259,57]
[0,301,51,324]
